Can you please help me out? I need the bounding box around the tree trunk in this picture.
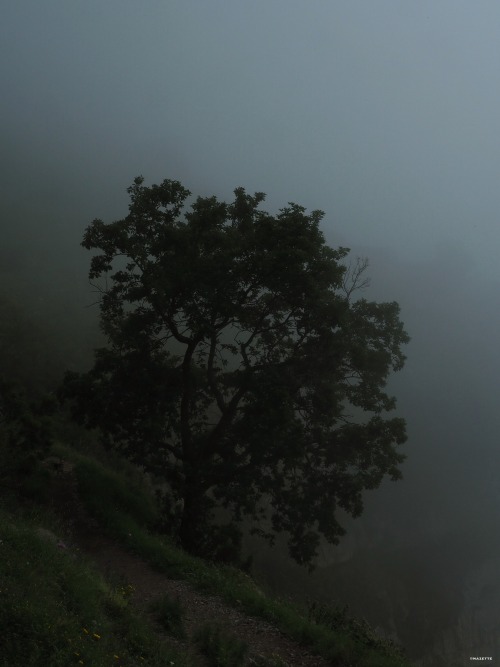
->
[178,478,209,555]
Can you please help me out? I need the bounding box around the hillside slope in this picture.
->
[0,443,411,667]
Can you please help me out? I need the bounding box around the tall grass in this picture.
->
[149,593,186,638]
[195,622,248,667]
[0,507,190,667]
[61,446,159,530]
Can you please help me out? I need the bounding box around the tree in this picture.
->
[0,377,53,484]
[62,176,409,565]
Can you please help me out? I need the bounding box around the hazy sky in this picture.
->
[3,2,500,270]
[3,2,500,547]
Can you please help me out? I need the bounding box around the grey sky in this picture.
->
[3,1,500,271]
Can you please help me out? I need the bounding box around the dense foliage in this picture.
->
[63,177,409,565]
[0,377,53,485]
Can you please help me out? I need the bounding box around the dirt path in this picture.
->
[44,457,332,665]
[76,531,332,666]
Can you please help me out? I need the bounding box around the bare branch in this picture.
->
[342,256,371,300]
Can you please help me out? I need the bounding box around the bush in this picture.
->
[72,454,159,529]
[0,379,53,496]
[308,601,406,660]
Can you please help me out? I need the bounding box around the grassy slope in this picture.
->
[0,442,412,667]
[0,507,188,667]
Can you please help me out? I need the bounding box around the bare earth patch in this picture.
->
[76,532,332,666]
[44,457,333,665]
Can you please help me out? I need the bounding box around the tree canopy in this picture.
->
[63,176,409,565]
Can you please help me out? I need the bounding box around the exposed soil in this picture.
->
[76,531,332,666]
[46,458,333,666]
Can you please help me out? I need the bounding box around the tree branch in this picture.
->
[207,332,226,413]
[204,377,250,458]
[342,257,370,300]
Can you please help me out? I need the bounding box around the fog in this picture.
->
[3,2,500,662]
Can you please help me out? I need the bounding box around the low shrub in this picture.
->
[195,621,248,667]
[149,593,186,638]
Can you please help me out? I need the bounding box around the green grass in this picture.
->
[54,443,159,530]
[195,622,248,667]
[149,593,186,638]
[0,507,190,667]
[63,445,411,667]
[308,602,407,664]
[250,656,288,666]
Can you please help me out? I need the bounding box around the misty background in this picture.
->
[3,2,500,662]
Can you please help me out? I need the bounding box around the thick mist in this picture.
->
[3,2,500,662]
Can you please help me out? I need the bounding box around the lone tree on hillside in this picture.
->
[62,177,409,566]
